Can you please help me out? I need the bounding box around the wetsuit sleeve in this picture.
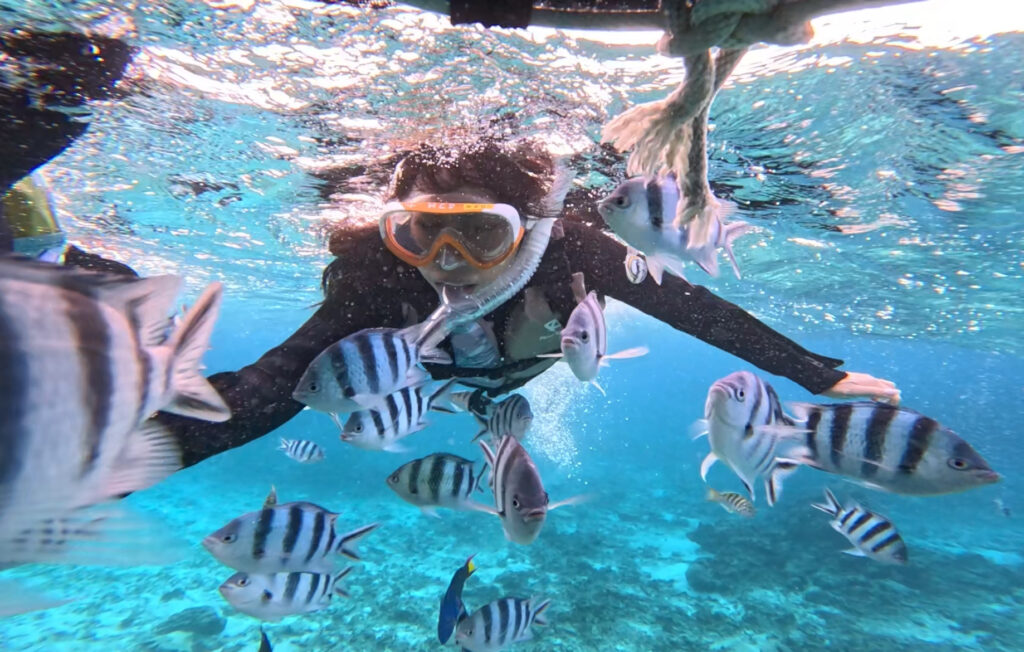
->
[560,220,847,394]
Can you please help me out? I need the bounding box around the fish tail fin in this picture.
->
[333,566,354,597]
[531,598,552,626]
[162,282,232,421]
[811,488,842,518]
[278,438,288,451]
[335,522,379,561]
[764,458,801,507]
[402,317,453,365]
[428,379,460,413]
[721,220,753,279]
[705,487,719,502]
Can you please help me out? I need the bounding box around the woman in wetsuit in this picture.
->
[155,137,898,467]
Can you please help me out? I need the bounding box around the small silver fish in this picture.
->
[219,567,352,621]
[456,596,551,652]
[340,379,457,453]
[203,497,377,574]
[706,487,755,518]
[539,290,647,394]
[292,321,450,416]
[812,489,908,564]
[693,371,808,506]
[386,453,492,517]
[278,438,325,464]
[471,393,533,443]
[789,401,1000,496]
[597,174,751,284]
[623,248,648,284]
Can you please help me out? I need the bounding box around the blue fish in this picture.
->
[437,555,477,644]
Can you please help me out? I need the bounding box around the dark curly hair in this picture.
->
[387,138,569,219]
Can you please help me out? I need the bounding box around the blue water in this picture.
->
[2,1,1024,650]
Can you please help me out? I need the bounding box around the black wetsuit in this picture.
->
[155,217,845,468]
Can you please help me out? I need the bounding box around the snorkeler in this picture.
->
[153,138,898,467]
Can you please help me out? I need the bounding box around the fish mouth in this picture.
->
[200,536,217,551]
[976,469,1002,483]
[524,508,547,521]
[560,337,580,350]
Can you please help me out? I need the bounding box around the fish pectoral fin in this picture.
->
[464,502,500,516]
[383,442,410,454]
[689,419,710,440]
[752,424,811,440]
[764,459,801,507]
[589,379,607,396]
[107,419,181,497]
[420,506,442,519]
[0,580,72,618]
[645,256,666,285]
[548,494,591,511]
[603,346,649,361]
[699,452,718,481]
[536,352,564,359]
[842,547,867,558]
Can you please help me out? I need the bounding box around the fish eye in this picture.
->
[388,473,400,484]
[512,496,521,510]
[580,332,589,342]
[354,424,363,433]
[948,457,970,470]
[736,389,745,401]
[308,381,319,393]
[343,386,355,399]
[237,576,249,587]
[613,195,628,208]
[222,533,237,543]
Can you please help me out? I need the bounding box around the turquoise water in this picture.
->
[3,1,1024,650]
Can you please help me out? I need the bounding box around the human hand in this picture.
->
[822,372,901,405]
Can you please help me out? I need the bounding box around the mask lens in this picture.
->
[385,210,517,263]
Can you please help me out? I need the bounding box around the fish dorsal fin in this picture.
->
[570,272,587,304]
[263,485,278,509]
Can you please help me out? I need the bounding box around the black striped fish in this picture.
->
[219,567,352,622]
[471,393,533,444]
[292,321,451,416]
[538,290,647,395]
[340,379,457,453]
[278,438,325,463]
[705,487,755,518]
[479,436,583,545]
[812,488,908,564]
[694,371,808,506]
[789,401,1000,495]
[597,174,751,284]
[0,260,230,568]
[455,596,550,652]
[202,499,378,575]
[386,453,493,517]
[623,247,648,284]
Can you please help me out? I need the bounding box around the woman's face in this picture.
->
[399,187,518,288]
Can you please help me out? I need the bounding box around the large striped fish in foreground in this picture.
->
[788,401,999,495]
[597,174,752,284]
[812,488,908,564]
[479,436,583,545]
[538,290,647,395]
[219,567,352,621]
[203,492,378,574]
[693,371,808,506]
[455,596,551,652]
[0,259,231,569]
[340,379,457,452]
[386,453,494,517]
[292,321,451,416]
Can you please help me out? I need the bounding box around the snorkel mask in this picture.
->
[380,201,525,270]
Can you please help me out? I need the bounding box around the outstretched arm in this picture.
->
[560,220,876,396]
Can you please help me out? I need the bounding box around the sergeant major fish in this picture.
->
[693,371,808,506]
[340,379,458,453]
[455,596,550,652]
[479,436,583,545]
[706,487,755,518]
[597,174,751,284]
[811,488,908,564]
[471,393,533,444]
[787,401,999,495]
[219,567,352,621]
[278,438,325,463]
[539,290,647,395]
[203,492,378,574]
[386,453,493,517]
[0,260,230,570]
[292,321,451,416]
